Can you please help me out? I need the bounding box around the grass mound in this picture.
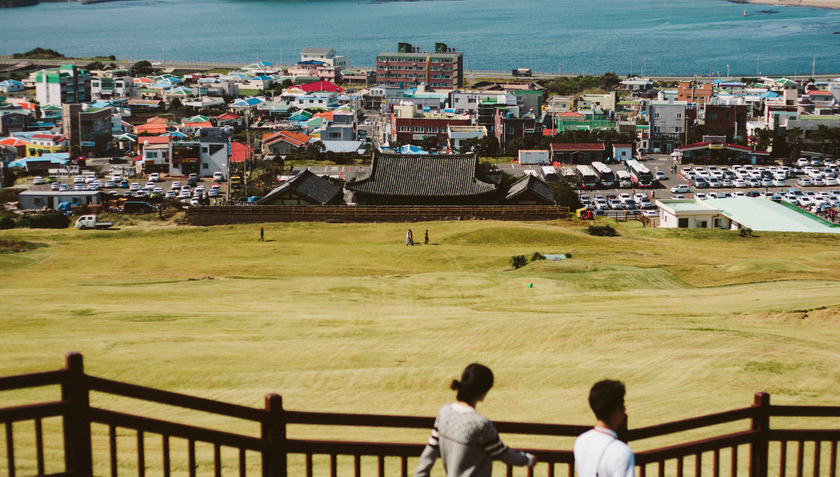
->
[0,239,45,254]
[443,225,582,246]
[721,258,816,273]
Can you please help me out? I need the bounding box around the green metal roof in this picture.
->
[798,115,840,121]
[704,198,840,234]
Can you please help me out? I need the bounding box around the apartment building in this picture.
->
[34,65,91,107]
[376,43,464,89]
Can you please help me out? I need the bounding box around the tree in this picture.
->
[548,181,583,210]
[168,98,183,111]
[85,61,106,71]
[419,135,441,153]
[786,127,803,160]
[131,60,153,76]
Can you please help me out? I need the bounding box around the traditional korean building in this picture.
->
[345,153,496,205]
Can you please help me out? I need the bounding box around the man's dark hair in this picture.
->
[588,379,626,422]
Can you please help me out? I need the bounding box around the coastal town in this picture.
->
[2,43,840,232]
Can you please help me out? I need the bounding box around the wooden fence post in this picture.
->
[61,352,92,477]
[263,394,287,477]
[750,392,770,477]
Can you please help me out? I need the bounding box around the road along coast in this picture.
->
[730,0,840,10]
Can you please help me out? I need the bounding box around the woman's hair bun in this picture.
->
[450,379,460,391]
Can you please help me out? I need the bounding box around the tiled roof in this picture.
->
[550,143,605,152]
[231,141,252,163]
[262,130,312,148]
[257,169,340,205]
[139,136,172,145]
[505,174,554,204]
[299,80,344,93]
[346,153,496,197]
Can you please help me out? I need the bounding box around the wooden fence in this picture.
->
[2,353,839,477]
[185,205,571,225]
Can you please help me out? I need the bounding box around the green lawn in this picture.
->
[2,218,840,473]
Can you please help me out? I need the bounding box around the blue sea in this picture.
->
[2,0,840,76]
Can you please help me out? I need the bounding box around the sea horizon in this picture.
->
[2,0,840,76]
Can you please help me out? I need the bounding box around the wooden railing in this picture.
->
[2,353,839,477]
[185,205,571,224]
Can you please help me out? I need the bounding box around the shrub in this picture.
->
[28,213,70,229]
[531,252,546,261]
[510,255,528,269]
[565,252,573,258]
[587,224,618,237]
[739,227,753,237]
[0,214,15,230]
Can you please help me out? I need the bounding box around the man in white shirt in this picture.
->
[574,380,634,477]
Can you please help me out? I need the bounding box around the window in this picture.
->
[413,126,424,133]
[714,218,725,228]
[676,113,683,119]
[146,152,156,159]
[674,126,682,133]
[654,126,661,133]
[467,98,476,104]
[695,220,707,228]
[398,126,409,132]
[654,112,660,119]
[426,127,437,133]
[202,163,209,169]
[678,218,689,228]
[507,127,514,134]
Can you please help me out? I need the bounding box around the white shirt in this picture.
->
[573,427,634,477]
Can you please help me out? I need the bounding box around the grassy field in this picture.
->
[2,217,840,474]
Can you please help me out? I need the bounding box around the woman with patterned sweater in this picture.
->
[415,363,537,477]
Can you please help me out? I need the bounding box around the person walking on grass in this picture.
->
[425,229,429,245]
[259,226,264,241]
[406,229,414,246]
[574,380,634,477]
[415,363,537,477]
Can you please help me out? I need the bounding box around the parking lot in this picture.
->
[26,170,233,206]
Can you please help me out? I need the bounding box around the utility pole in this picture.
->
[812,56,816,77]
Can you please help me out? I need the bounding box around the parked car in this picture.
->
[212,171,225,182]
[33,176,44,185]
[123,201,156,214]
[655,171,667,181]
[50,181,61,190]
[670,184,690,193]
[60,184,71,191]
[149,173,161,182]
[119,180,129,188]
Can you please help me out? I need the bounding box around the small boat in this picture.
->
[744,9,748,16]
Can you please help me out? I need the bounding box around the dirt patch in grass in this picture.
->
[736,306,840,324]
[0,239,45,254]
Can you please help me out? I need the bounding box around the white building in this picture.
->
[300,48,347,68]
[656,198,840,233]
[34,65,91,107]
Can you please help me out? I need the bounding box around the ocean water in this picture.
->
[2,0,840,76]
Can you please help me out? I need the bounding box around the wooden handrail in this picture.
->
[87,375,265,421]
[2,354,840,477]
[0,369,67,392]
